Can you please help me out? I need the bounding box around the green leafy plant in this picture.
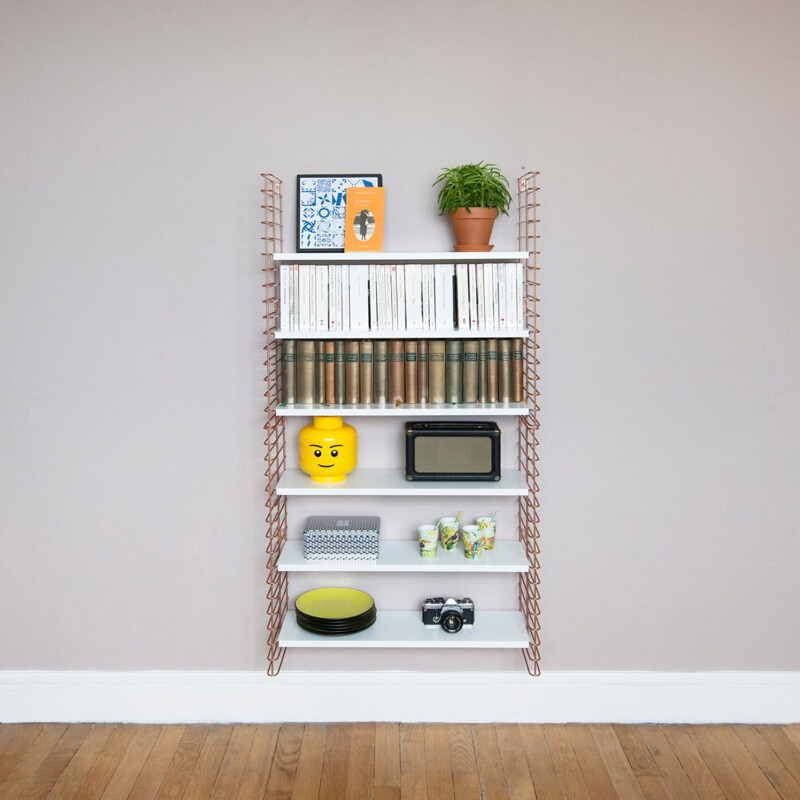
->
[433,162,513,216]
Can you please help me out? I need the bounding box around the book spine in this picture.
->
[299,265,310,331]
[404,340,418,404]
[359,340,374,404]
[486,339,498,403]
[498,338,512,402]
[344,340,360,404]
[478,339,487,402]
[421,266,430,331]
[279,264,290,331]
[484,263,495,330]
[280,339,296,404]
[291,264,299,330]
[492,264,501,331]
[341,265,350,331]
[462,339,479,404]
[428,340,446,404]
[396,264,406,331]
[308,264,316,331]
[517,262,525,329]
[512,337,524,402]
[296,340,315,404]
[369,264,377,331]
[506,263,516,330]
[388,339,405,403]
[334,340,345,404]
[445,265,455,331]
[417,340,428,404]
[445,339,463,404]
[316,265,329,331]
[373,340,388,404]
[315,340,325,403]
[324,341,335,404]
[468,263,478,330]
[389,265,398,330]
[456,263,469,330]
[498,264,507,329]
[477,263,486,330]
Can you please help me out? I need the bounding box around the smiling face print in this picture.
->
[298,416,357,482]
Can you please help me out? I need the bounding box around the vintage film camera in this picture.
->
[421,596,475,634]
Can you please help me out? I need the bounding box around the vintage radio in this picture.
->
[405,421,501,481]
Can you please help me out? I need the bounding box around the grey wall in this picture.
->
[1,0,798,672]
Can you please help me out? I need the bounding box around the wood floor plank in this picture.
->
[45,724,114,800]
[687,725,757,800]
[72,726,137,800]
[19,724,91,800]
[495,724,537,800]
[472,724,509,800]
[591,724,647,800]
[639,725,701,800]
[208,725,255,800]
[518,725,563,800]
[345,723,375,800]
[708,725,781,799]
[0,726,45,786]
[660,726,726,800]
[424,725,455,800]
[290,723,327,800]
[235,725,279,800]
[757,726,800,787]
[400,724,427,800]
[153,726,209,800]
[98,725,160,800]
[373,723,400,800]
[448,724,480,800]
[733,725,800,800]
[564,724,617,800]
[316,724,350,800]
[264,724,303,800]
[614,725,673,800]
[543,724,592,800]
[125,725,185,800]
[0,724,70,800]
[179,725,232,800]
[784,726,800,753]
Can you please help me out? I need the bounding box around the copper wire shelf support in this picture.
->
[517,171,541,676]
[262,173,288,676]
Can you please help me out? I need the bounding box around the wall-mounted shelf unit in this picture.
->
[260,171,541,677]
[275,469,529,497]
[275,402,531,417]
[277,539,530,573]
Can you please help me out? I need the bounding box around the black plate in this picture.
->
[296,609,377,636]
[295,602,376,627]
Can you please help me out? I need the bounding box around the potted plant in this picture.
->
[433,162,513,251]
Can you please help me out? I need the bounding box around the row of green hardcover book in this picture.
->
[279,339,525,406]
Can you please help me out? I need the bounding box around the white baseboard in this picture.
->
[1,670,799,724]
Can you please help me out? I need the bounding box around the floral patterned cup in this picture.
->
[476,517,496,551]
[461,525,484,560]
[437,517,459,551]
[418,525,439,559]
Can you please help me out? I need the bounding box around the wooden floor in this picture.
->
[1,723,800,799]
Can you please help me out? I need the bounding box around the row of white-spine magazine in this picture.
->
[279,263,525,332]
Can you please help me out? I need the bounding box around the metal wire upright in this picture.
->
[261,173,288,676]
[517,171,541,676]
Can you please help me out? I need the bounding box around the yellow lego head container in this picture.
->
[298,416,357,482]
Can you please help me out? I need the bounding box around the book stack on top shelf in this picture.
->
[280,338,524,406]
[278,260,525,334]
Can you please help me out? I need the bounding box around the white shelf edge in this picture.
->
[278,610,530,649]
[273,329,529,340]
[275,403,530,417]
[277,539,530,573]
[272,251,530,263]
[275,469,529,497]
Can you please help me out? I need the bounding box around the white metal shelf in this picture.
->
[273,251,529,263]
[277,539,529,573]
[275,402,530,417]
[279,610,530,649]
[275,469,529,497]
[273,329,529,340]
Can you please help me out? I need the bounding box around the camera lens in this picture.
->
[440,610,463,634]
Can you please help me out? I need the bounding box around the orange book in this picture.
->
[344,187,385,252]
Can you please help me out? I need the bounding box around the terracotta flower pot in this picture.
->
[447,207,499,252]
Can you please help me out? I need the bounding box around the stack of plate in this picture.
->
[295,587,377,635]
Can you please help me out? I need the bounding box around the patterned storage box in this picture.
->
[303,516,380,561]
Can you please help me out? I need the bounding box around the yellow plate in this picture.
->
[295,587,375,620]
